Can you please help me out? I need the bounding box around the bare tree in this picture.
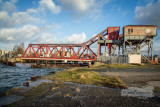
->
[13,42,24,54]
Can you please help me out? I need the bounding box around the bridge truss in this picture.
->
[21,27,114,62]
[21,26,157,63]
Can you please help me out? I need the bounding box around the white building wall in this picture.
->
[128,54,141,64]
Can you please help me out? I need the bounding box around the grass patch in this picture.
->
[54,69,127,89]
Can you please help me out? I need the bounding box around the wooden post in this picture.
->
[45,60,47,66]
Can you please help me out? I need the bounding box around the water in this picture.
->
[0,63,64,92]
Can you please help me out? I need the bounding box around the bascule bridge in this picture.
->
[21,25,157,64]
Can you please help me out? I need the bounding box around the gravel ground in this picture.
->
[89,67,160,72]
[99,70,160,87]
[31,83,160,107]
[5,67,160,107]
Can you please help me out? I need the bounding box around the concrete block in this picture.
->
[128,54,141,64]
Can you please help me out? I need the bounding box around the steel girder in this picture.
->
[22,44,97,61]
[21,27,110,61]
[21,27,123,61]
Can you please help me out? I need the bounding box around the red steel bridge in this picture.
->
[21,27,120,62]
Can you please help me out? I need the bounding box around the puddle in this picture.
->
[64,82,107,88]
[0,95,24,106]
[121,86,154,99]
[19,79,53,92]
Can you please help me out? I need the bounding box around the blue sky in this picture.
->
[0,0,160,54]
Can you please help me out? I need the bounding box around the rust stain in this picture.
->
[136,32,140,33]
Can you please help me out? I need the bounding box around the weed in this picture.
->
[54,70,127,89]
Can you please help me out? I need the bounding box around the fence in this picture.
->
[97,56,128,64]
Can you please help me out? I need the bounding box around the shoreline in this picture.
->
[0,63,65,96]
[1,63,160,106]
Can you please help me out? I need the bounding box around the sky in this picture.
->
[0,0,160,54]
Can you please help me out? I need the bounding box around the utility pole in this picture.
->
[10,40,11,52]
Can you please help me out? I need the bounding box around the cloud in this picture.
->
[0,0,40,28]
[39,0,61,14]
[58,0,110,18]
[26,31,87,45]
[0,11,10,27]
[1,0,16,12]
[0,25,40,43]
[25,31,87,45]
[0,0,62,45]
[0,0,41,43]
[0,0,87,49]
[40,23,61,31]
[154,42,160,55]
[27,8,37,13]
[33,33,58,43]
[0,22,62,43]
[0,0,61,29]
[31,32,87,44]
[134,0,160,55]
[134,0,160,26]
[0,11,39,28]
[63,32,86,44]
[59,0,94,14]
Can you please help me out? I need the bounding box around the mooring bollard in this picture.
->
[31,76,41,81]
[23,82,29,86]
[31,76,37,81]
[88,62,91,68]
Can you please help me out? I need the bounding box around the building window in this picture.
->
[131,28,133,33]
[128,29,130,34]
